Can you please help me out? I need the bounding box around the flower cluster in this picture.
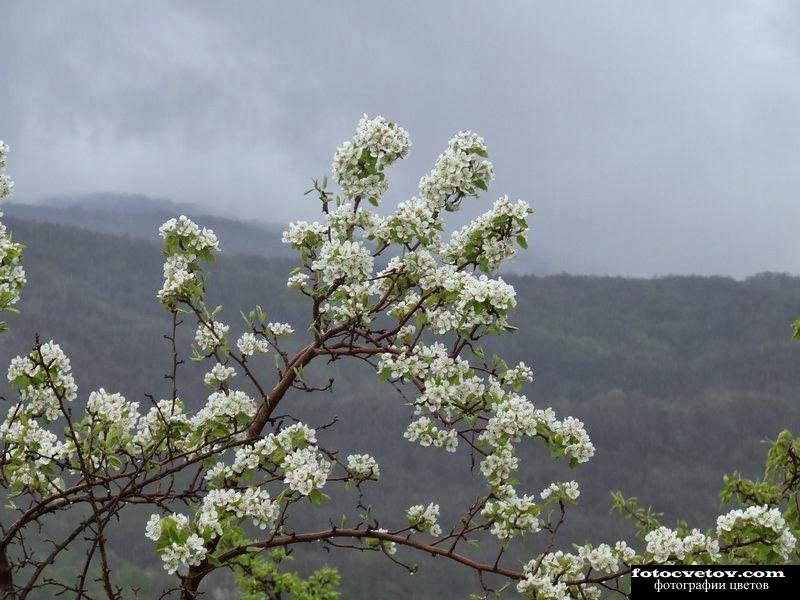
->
[419,131,494,210]
[480,395,593,486]
[190,390,256,433]
[481,486,540,541]
[133,398,191,450]
[442,195,532,272]
[147,486,278,575]
[223,423,317,475]
[644,526,721,563]
[346,453,380,480]
[327,202,383,239]
[517,551,596,600]
[311,239,373,286]
[319,281,373,327]
[716,505,796,559]
[7,341,78,421]
[378,198,442,248]
[204,363,236,387]
[455,273,517,329]
[375,253,520,334]
[576,542,637,573]
[332,115,411,201]
[0,141,13,199]
[379,343,479,417]
[287,272,311,289]
[0,412,67,493]
[205,423,332,498]
[82,388,140,455]
[502,361,534,390]
[159,215,219,255]
[236,332,269,356]
[403,416,458,452]
[480,445,519,486]
[281,447,332,496]
[282,220,328,250]
[198,488,278,535]
[540,481,580,503]
[0,144,25,324]
[407,502,441,536]
[0,216,24,320]
[145,514,206,574]
[157,216,219,307]
[195,321,229,352]
[266,322,294,336]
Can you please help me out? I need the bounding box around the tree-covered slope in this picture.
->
[1,217,798,598]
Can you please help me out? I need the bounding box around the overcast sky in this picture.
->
[2,1,799,277]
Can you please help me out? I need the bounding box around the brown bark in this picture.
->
[0,546,14,599]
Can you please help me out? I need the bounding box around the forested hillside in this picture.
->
[1,195,292,259]
[1,216,799,598]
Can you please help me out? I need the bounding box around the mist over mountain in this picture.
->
[2,193,292,260]
[1,215,798,598]
[3,193,560,274]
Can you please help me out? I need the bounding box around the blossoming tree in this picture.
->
[0,119,798,599]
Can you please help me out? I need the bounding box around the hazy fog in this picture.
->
[2,1,800,277]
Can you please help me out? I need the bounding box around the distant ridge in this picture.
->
[2,192,561,274]
[2,193,292,259]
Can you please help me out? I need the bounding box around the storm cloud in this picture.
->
[2,1,799,276]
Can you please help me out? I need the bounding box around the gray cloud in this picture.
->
[2,0,799,277]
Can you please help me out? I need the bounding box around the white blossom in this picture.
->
[145,514,162,541]
[287,272,311,289]
[0,141,14,199]
[332,115,410,201]
[134,398,190,450]
[380,198,442,247]
[419,131,494,210]
[282,221,327,248]
[7,341,78,421]
[346,453,380,480]
[577,543,620,573]
[203,363,236,387]
[482,486,540,540]
[0,142,25,316]
[645,526,692,563]
[85,388,140,444]
[311,239,373,286]
[157,216,218,306]
[160,532,207,574]
[0,411,67,491]
[716,505,796,559]
[198,487,278,536]
[442,195,532,272]
[157,254,196,304]
[407,502,441,536]
[540,481,580,503]
[517,552,591,600]
[0,219,25,309]
[502,362,534,389]
[236,332,269,356]
[281,446,331,496]
[190,390,256,431]
[266,322,294,336]
[195,321,229,352]
[159,215,219,253]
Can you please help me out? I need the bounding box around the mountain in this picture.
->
[1,215,799,598]
[2,193,558,274]
[1,193,293,259]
